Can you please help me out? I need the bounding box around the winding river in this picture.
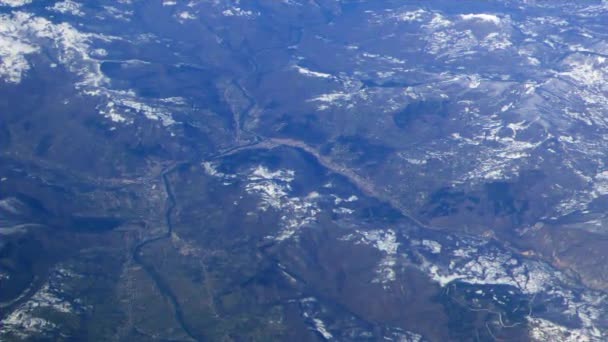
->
[132,164,201,341]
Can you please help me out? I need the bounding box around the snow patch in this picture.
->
[0,0,31,7]
[460,13,502,25]
[294,65,332,79]
[177,11,196,20]
[242,166,319,241]
[312,318,333,340]
[222,7,257,17]
[342,229,400,286]
[48,0,84,17]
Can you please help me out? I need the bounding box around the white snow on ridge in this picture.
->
[0,11,102,82]
[310,91,353,104]
[312,318,333,340]
[0,266,81,339]
[528,317,601,342]
[592,171,608,196]
[421,238,555,295]
[421,239,442,254]
[294,65,333,79]
[359,229,400,255]
[48,0,84,17]
[559,55,608,88]
[393,9,427,23]
[342,229,400,286]
[202,161,228,178]
[410,234,607,340]
[425,13,451,30]
[0,35,37,83]
[0,11,179,125]
[222,7,257,17]
[0,0,31,7]
[177,11,196,21]
[308,82,370,110]
[460,13,502,25]
[0,312,56,339]
[111,96,176,126]
[249,165,295,183]
[338,228,604,339]
[205,165,318,242]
